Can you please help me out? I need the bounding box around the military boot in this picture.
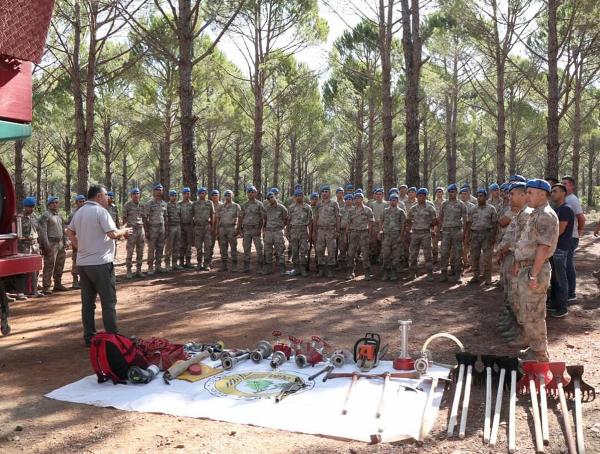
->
[232,260,239,272]
[301,266,308,277]
[469,275,480,284]
[364,268,373,281]
[260,264,273,275]
[279,263,287,276]
[165,259,171,271]
[390,268,399,281]
[126,268,133,279]
[135,268,145,278]
[53,283,69,292]
[326,265,334,278]
[318,266,326,277]
[439,271,448,282]
[243,261,251,273]
[71,274,80,290]
[147,267,155,276]
[220,260,227,272]
[407,270,417,280]
[381,268,390,281]
[426,271,434,282]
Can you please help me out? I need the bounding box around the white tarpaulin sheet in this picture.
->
[46,360,450,443]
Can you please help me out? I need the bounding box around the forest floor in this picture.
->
[1,220,600,454]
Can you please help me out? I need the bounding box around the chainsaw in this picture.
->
[353,333,387,371]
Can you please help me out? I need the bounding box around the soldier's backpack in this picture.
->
[89,332,149,384]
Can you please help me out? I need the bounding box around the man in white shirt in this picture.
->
[67,185,132,346]
[561,176,586,301]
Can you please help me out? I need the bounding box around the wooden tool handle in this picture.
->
[419,376,438,442]
[529,378,545,453]
[341,374,358,415]
[509,370,517,453]
[447,364,464,436]
[539,377,549,445]
[458,365,473,439]
[574,380,585,454]
[557,383,577,454]
[484,367,492,443]
[376,373,390,418]
[490,368,506,446]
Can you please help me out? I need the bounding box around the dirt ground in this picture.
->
[1,224,599,454]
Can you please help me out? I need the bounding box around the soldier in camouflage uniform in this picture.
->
[335,187,344,206]
[178,187,194,268]
[337,194,354,271]
[380,193,406,281]
[18,197,41,295]
[143,183,167,275]
[405,188,437,281]
[432,187,445,264]
[438,184,467,283]
[261,191,288,275]
[306,192,319,273]
[287,189,312,277]
[216,190,240,271]
[123,187,145,278]
[368,188,387,265]
[459,187,476,269]
[68,195,86,289]
[164,190,182,271]
[192,187,215,270]
[106,191,120,261]
[240,185,266,273]
[346,192,375,281]
[488,183,503,214]
[314,185,339,277]
[209,189,222,260]
[512,179,558,361]
[401,187,417,267]
[466,189,498,285]
[398,185,409,204]
[496,182,531,343]
[38,196,67,294]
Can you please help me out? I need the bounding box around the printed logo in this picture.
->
[204,371,314,400]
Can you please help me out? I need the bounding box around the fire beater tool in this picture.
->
[564,365,596,454]
[488,355,509,447]
[547,362,576,454]
[518,361,552,453]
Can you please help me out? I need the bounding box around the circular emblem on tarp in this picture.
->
[205,371,314,400]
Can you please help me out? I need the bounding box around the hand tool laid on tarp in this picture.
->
[163,351,211,384]
[518,361,552,453]
[547,362,576,454]
[488,355,509,447]
[564,365,596,454]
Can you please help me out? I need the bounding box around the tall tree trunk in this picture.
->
[233,137,241,198]
[273,119,281,189]
[71,3,88,195]
[206,134,214,191]
[64,137,73,215]
[471,136,478,190]
[178,0,198,195]
[35,141,42,204]
[14,140,25,204]
[251,12,265,192]
[587,136,596,206]
[445,93,457,183]
[103,117,112,189]
[508,93,517,175]
[121,152,128,206]
[354,99,365,189]
[571,76,582,190]
[492,0,506,182]
[545,0,560,177]
[422,110,429,189]
[401,0,423,187]
[367,94,375,194]
[289,132,297,193]
[378,0,395,190]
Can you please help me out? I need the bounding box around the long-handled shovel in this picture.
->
[489,355,508,446]
[547,362,576,454]
[481,354,497,444]
[564,365,596,454]
[458,353,477,438]
[448,352,476,436]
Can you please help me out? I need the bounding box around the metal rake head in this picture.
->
[564,365,596,402]
[517,361,552,395]
[547,362,569,397]
[453,352,477,382]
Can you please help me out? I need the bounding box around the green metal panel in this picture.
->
[0,119,31,142]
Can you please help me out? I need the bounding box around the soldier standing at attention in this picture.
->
[346,192,375,281]
[405,187,418,211]
[192,187,215,271]
[335,187,344,206]
[432,187,445,265]
[438,184,468,283]
[344,183,354,197]
[178,187,194,268]
[106,191,120,262]
[287,189,312,277]
[307,192,319,273]
[240,185,266,273]
[459,186,476,269]
[337,194,354,271]
[262,191,288,275]
[513,179,558,362]
[38,196,67,294]
[143,184,167,275]
[314,185,339,277]
[368,188,387,265]
[68,195,86,289]
[466,188,498,285]
[398,185,409,204]
[209,189,222,260]
[405,188,438,281]
[217,190,241,272]
[380,193,406,281]
[123,188,145,278]
[19,197,41,296]
[164,190,182,271]
[488,183,503,213]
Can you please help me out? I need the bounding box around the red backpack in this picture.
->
[89,332,149,384]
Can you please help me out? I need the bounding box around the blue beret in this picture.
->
[310,192,319,200]
[210,189,220,196]
[448,184,458,191]
[354,192,364,199]
[153,183,163,190]
[182,187,191,193]
[22,197,36,207]
[355,188,364,194]
[336,187,344,193]
[270,187,280,194]
[509,174,527,183]
[197,187,207,194]
[75,194,86,202]
[169,190,177,196]
[344,183,354,190]
[389,187,399,194]
[320,184,331,192]
[459,187,468,194]
[477,188,487,196]
[344,194,354,201]
[417,188,428,196]
[526,178,551,193]
[489,183,500,191]
[130,187,140,194]
[107,191,114,198]
[293,189,304,196]
[47,196,58,205]
[509,182,526,191]
[247,185,257,193]
[294,183,303,190]
[399,185,408,190]
[389,193,399,201]
[223,190,233,196]
[461,184,470,190]
[500,183,508,190]
[374,187,384,194]
[408,187,417,193]
[266,191,274,198]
